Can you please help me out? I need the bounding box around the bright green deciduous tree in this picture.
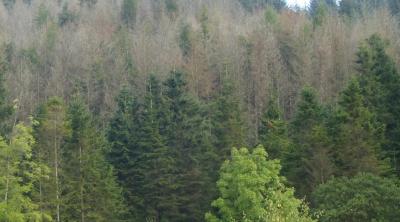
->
[205,145,314,222]
[0,123,51,222]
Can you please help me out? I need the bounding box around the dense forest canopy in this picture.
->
[0,0,400,221]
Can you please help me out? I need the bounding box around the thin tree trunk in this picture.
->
[4,157,9,203]
[4,102,20,203]
[80,145,85,222]
[54,117,60,222]
[40,161,43,219]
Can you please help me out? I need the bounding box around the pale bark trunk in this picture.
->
[80,145,85,222]
[4,158,9,203]
[5,109,20,203]
[54,118,60,222]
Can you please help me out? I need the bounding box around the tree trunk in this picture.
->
[54,118,60,222]
[80,145,85,222]
[4,157,9,203]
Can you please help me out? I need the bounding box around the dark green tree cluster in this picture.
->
[2,0,15,11]
[107,70,250,221]
[58,3,78,27]
[108,72,218,221]
[165,0,179,18]
[80,0,97,8]
[339,0,399,17]
[178,24,193,59]
[0,45,14,138]
[121,0,137,28]
[238,0,286,12]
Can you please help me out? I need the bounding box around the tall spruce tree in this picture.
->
[0,46,14,138]
[339,0,385,18]
[258,96,290,160]
[334,79,387,176]
[163,71,214,221]
[211,81,245,162]
[135,75,179,221]
[285,87,334,198]
[121,0,137,28]
[33,98,70,222]
[107,87,139,220]
[238,0,286,12]
[62,97,125,222]
[178,24,193,59]
[356,34,400,175]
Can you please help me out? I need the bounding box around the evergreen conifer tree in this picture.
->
[33,98,70,222]
[211,81,245,162]
[285,87,334,197]
[62,97,125,222]
[356,34,400,175]
[163,71,214,221]
[107,87,139,220]
[121,0,137,28]
[258,96,290,160]
[0,46,14,138]
[335,79,387,176]
[136,75,179,221]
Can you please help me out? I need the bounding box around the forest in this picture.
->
[0,0,400,221]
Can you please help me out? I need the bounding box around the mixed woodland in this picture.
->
[0,0,400,221]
